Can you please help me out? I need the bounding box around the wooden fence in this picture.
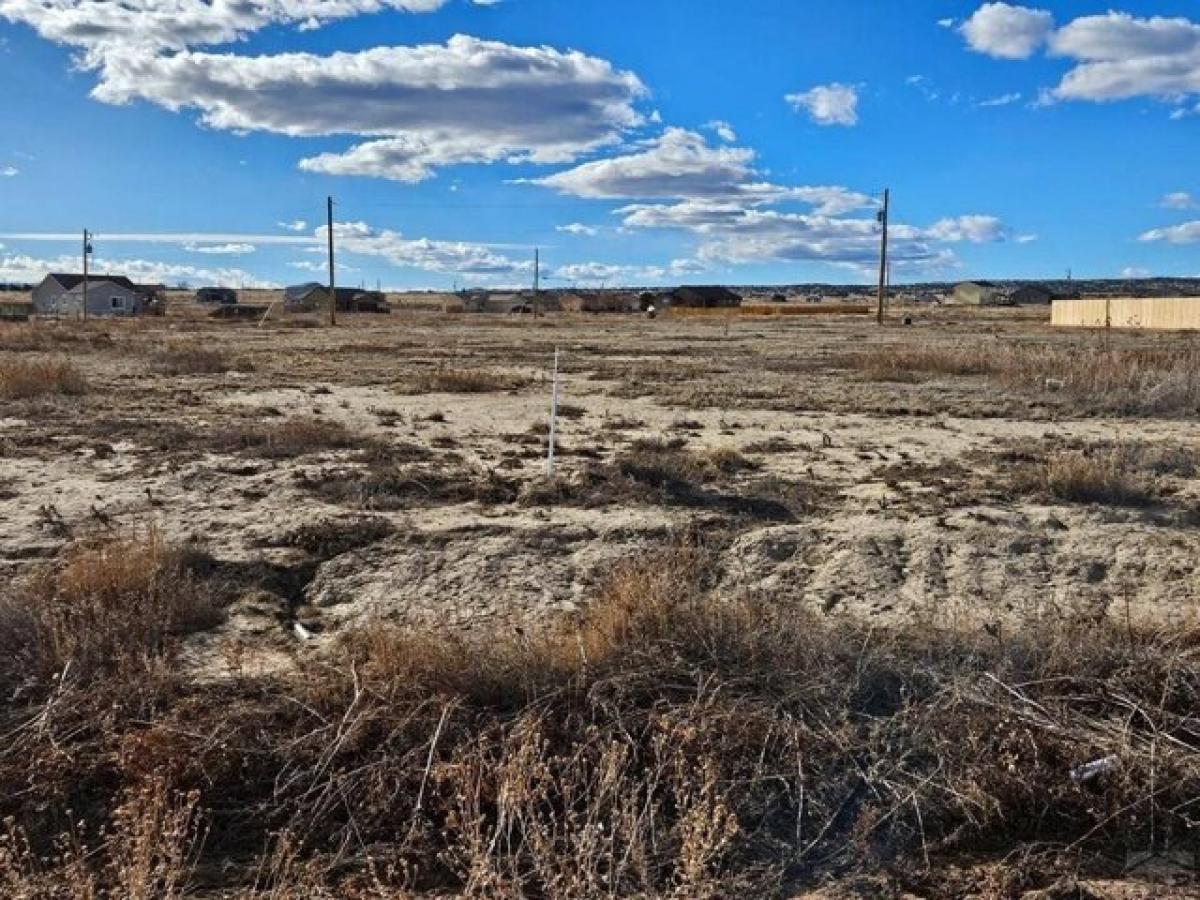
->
[1053,297,1200,331]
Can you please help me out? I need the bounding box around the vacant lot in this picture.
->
[2,304,1199,897]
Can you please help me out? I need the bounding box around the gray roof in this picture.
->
[45,273,139,292]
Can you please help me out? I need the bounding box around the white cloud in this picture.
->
[534,128,759,200]
[785,83,859,126]
[979,92,1022,107]
[706,120,737,142]
[1161,191,1197,210]
[278,220,309,232]
[1139,221,1200,244]
[1015,233,1039,244]
[319,220,531,275]
[556,223,598,237]
[669,258,709,275]
[0,165,17,177]
[0,0,450,61]
[0,250,276,287]
[1121,266,1151,278]
[531,129,1002,276]
[921,215,1008,243]
[962,6,1200,110]
[614,202,999,275]
[960,3,1053,59]
[534,128,871,214]
[1,231,313,246]
[91,37,645,183]
[0,0,648,184]
[553,262,665,284]
[184,242,257,255]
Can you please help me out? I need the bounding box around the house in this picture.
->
[1009,284,1054,305]
[284,283,329,312]
[284,283,389,313]
[196,287,238,305]
[335,289,389,314]
[461,291,558,314]
[666,286,743,309]
[0,298,32,321]
[951,281,1009,306]
[558,291,639,313]
[31,273,150,317]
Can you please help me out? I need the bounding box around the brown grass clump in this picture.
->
[520,439,814,520]
[847,343,1200,415]
[0,323,113,352]
[309,462,520,510]
[150,343,252,375]
[0,532,221,687]
[1026,450,1156,506]
[1009,442,1187,507]
[278,516,395,558]
[3,541,1200,894]
[0,780,203,900]
[210,417,369,459]
[397,366,530,395]
[0,358,87,399]
[616,438,758,485]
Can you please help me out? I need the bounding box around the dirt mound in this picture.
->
[720,507,1200,625]
[305,519,670,632]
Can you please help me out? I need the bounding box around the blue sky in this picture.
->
[1,0,1198,289]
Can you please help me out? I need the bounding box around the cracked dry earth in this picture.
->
[2,302,1200,686]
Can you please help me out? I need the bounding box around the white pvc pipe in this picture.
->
[547,347,560,477]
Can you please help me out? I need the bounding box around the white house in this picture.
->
[32,273,150,317]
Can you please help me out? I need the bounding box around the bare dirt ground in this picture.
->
[3,302,1200,896]
[4,305,1199,649]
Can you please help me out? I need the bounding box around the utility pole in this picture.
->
[533,247,541,316]
[876,188,889,325]
[81,229,92,321]
[327,196,336,326]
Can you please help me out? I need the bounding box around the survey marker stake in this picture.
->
[547,348,561,477]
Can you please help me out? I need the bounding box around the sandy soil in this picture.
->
[3,304,1200,677]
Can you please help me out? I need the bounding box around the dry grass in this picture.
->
[1009,441,1198,507]
[0,323,113,352]
[150,342,253,376]
[277,516,395,558]
[847,343,1200,415]
[209,417,372,459]
[0,532,221,687]
[519,439,821,521]
[0,358,88,399]
[309,461,520,510]
[3,543,1200,895]
[1019,449,1157,506]
[397,366,531,394]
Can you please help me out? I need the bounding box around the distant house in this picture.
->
[461,290,557,314]
[666,286,743,309]
[1009,284,1054,305]
[335,288,389,314]
[951,281,1009,307]
[31,273,151,317]
[284,283,329,312]
[558,291,639,313]
[0,298,32,321]
[284,283,389,313]
[196,287,238,305]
